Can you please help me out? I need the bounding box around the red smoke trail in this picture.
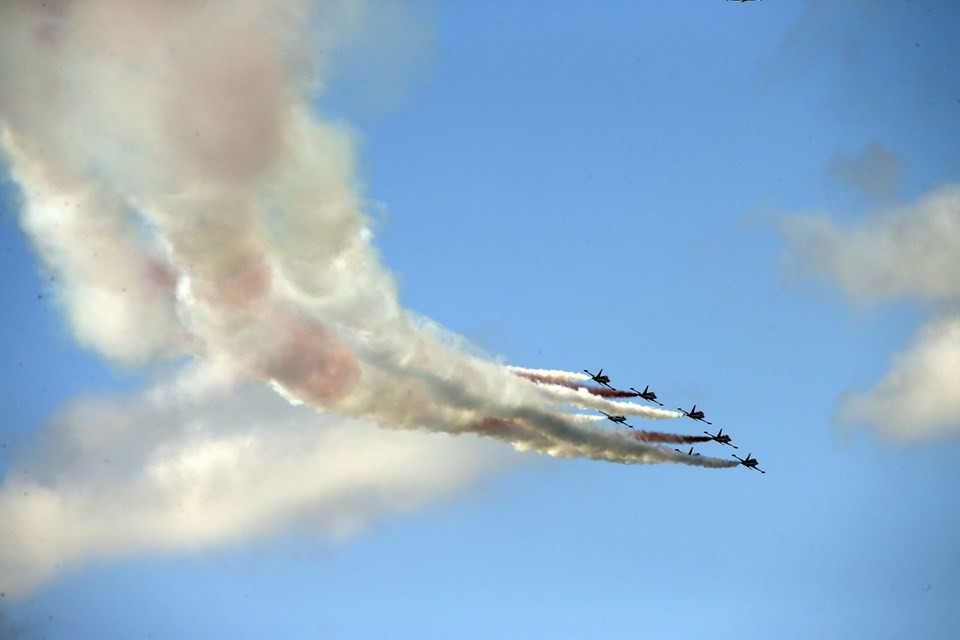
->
[570,384,637,399]
[475,417,518,437]
[632,432,713,445]
[514,372,637,398]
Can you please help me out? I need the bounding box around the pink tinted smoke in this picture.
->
[255,310,361,404]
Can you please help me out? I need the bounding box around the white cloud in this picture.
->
[0,368,518,598]
[782,183,960,441]
[782,185,960,304]
[837,316,960,441]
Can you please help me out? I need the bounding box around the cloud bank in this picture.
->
[782,184,960,441]
[0,366,514,598]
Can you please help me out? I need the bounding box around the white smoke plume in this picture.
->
[568,414,607,423]
[505,366,591,383]
[527,381,681,420]
[781,184,960,441]
[0,0,738,596]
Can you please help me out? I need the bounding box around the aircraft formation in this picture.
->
[583,368,766,474]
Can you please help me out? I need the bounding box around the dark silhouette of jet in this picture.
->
[703,428,737,448]
[728,0,761,3]
[674,447,700,456]
[733,453,765,473]
[677,404,712,425]
[629,385,663,406]
[599,410,633,428]
[583,369,615,390]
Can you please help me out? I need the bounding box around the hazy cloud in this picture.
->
[825,142,903,201]
[782,185,960,304]
[837,316,960,441]
[321,0,436,117]
[782,183,960,441]
[0,367,517,598]
[763,0,959,169]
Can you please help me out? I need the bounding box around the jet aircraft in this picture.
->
[703,428,737,448]
[583,369,615,390]
[599,410,632,428]
[629,385,663,406]
[733,453,765,473]
[677,404,712,425]
[674,447,700,456]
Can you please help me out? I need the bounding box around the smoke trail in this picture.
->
[512,371,639,399]
[509,367,657,400]
[506,366,590,383]
[567,414,607,423]
[525,382,682,420]
[0,0,687,457]
[0,0,740,596]
[576,386,639,399]
[632,432,713,445]
[472,416,736,468]
[566,415,715,445]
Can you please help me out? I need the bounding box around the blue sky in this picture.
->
[2,1,960,638]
